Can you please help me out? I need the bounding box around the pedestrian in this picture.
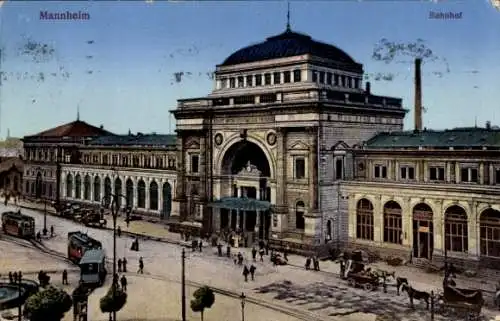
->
[36,231,41,242]
[243,265,249,282]
[13,271,18,283]
[138,257,144,274]
[120,275,127,292]
[305,257,311,270]
[226,245,231,258]
[198,239,203,252]
[249,264,256,281]
[118,258,123,272]
[265,242,269,255]
[62,269,68,285]
[117,226,121,237]
[259,248,264,262]
[50,225,54,237]
[17,271,22,282]
[9,272,13,284]
[237,252,243,265]
[192,239,197,252]
[284,245,290,261]
[217,243,222,257]
[251,247,257,262]
[314,256,320,271]
[122,257,128,273]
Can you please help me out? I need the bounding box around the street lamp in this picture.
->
[101,193,127,321]
[240,292,246,321]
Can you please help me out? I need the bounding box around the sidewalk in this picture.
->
[17,200,498,296]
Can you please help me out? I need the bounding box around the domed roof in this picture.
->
[221,29,358,66]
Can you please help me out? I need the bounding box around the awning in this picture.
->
[207,197,271,211]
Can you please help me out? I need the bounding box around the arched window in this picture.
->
[126,179,134,207]
[295,201,305,230]
[444,205,468,253]
[75,174,82,199]
[83,175,91,200]
[93,176,101,202]
[137,180,146,208]
[48,184,52,198]
[30,182,35,195]
[114,178,122,208]
[162,182,172,219]
[326,220,332,241]
[104,177,112,204]
[480,208,500,258]
[356,199,374,240]
[383,201,402,244]
[66,174,73,198]
[149,181,158,210]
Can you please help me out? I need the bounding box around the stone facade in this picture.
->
[344,148,500,268]
[172,28,405,250]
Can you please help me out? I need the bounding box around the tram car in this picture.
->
[67,231,103,263]
[1,211,36,238]
[79,248,107,287]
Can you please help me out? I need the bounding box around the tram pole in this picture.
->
[181,248,186,321]
[43,199,47,235]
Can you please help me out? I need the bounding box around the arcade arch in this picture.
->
[383,201,402,244]
[356,198,374,241]
[444,205,468,253]
[480,208,500,258]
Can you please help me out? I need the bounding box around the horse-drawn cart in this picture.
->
[346,272,380,291]
[436,285,484,321]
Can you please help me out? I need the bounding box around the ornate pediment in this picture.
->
[185,139,200,150]
[237,161,262,177]
[289,141,309,150]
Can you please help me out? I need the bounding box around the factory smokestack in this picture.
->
[414,58,423,132]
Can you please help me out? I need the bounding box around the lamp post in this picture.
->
[17,271,22,321]
[101,193,127,321]
[43,198,47,235]
[240,292,245,321]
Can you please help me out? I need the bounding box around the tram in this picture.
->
[1,211,36,238]
[67,231,103,263]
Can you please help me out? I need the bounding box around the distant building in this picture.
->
[22,120,111,201]
[0,157,23,195]
[0,137,24,158]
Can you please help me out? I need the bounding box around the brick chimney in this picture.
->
[414,58,423,132]
[365,81,371,94]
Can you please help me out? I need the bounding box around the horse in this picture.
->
[401,283,431,310]
[396,277,408,295]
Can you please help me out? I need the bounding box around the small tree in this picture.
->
[24,286,72,321]
[99,283,127,319]
[190,286,215,321]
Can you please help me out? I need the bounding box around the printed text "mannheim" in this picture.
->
[40,11,90,20]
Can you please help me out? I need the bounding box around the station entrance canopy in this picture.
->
[207,197,271,211]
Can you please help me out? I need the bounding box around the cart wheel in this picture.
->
[364,283,373,291]
[347,278,356,287]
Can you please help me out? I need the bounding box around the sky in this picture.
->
[0,0,499,138]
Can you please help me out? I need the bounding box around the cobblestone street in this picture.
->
[2,201,499,320]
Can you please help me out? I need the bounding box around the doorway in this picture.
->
[413,219,433,259]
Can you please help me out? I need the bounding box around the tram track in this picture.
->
[0,232,330,321]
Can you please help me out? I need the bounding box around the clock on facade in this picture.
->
[266,132,277,146]
[214,133,223,146]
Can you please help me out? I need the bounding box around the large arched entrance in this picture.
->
[75,174,82,199]
[413,203,434,259]
[93,176,101,202]
[104,177,111,206]
[479,208,500,258]
[217,139,272,242]
[162,182,172,219]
